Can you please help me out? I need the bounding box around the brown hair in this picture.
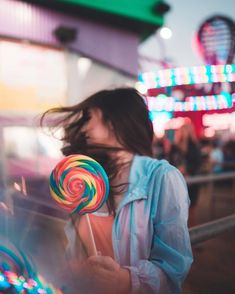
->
[41,87,153,214]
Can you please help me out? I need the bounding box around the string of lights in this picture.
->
[146,92,233,112]
[139,64,235,88]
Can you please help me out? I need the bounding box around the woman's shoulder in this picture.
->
[133,154,175,176]
[130,155,185,198]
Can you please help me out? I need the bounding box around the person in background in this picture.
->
[223,139,235,171]
[41,88,193,293]
[209,139,224,174]
[169,120,202,227]
[199,137,213,174]
[152,134,171,160]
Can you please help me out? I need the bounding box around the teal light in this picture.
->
[147,92,233,112]
[139,64,235,88]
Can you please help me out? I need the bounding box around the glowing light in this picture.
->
[0,269,61,293]
[151,111,172,137]
[203,113,234,130]
[165,117,185,129]
[159,27,173,39]
[21,176,27,196]
[147,92,233,112]
[135,81,147,94]
[204,127,215,137]
[77,57,92,78]
[139,64,235,88]
[14,182,21,192]
[13,177,27,196]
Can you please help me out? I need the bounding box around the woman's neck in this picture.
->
[116,150,134,165]
[112,151,134,190]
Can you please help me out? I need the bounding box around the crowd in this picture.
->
[153,125,235,176]
[153,120,235,227]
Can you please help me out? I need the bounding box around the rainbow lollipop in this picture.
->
[49,154,109,256]
[49,154,109,215]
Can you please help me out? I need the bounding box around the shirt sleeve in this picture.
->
[128,167,193,293]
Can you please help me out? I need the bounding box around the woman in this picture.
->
[41,88,193,293]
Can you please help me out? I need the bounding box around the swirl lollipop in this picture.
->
[49,154,110,255]
[49,154,109,214]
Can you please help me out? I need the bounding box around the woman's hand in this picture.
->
[84,255,131,293]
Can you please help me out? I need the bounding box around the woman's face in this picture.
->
[81,108,119,146]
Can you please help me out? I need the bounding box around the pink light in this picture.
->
[204,127,215,137]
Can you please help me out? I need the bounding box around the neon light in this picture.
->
[151,111,172,137]
[139,64,235,88]
[0,269,61,293]
[147,92,233,112]
[165,117,186,129]
[203,113,233,128]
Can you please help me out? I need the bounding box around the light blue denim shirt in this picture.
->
[65,154,193,293]
[112,155,193,293]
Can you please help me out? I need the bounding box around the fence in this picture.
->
[2,170,235,245]
[186,171,235,244]
[189,213,235,245]
[185,170,235,185]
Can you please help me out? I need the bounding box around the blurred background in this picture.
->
[0,0,234,293]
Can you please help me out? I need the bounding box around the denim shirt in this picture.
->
[65,155,193,293]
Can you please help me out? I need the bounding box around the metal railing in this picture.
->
[2,170,235,246]
[185,171,235,244]
[185,171,235,185]
[2,198,235,247]
[8,207,235,246]
[189,214,235,245]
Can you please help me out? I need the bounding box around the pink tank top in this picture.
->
[78,213,114,258]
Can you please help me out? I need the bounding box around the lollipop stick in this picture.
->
[85,214,97,256]
[70,214,97,256]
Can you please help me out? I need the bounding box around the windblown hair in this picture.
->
[41,87,153,214]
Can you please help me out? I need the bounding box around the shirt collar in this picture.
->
[116,155,148,212]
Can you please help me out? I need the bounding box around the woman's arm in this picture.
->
[127,168,193,293]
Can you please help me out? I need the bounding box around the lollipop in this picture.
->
[49,154,109,214]
[49,154,110,255]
